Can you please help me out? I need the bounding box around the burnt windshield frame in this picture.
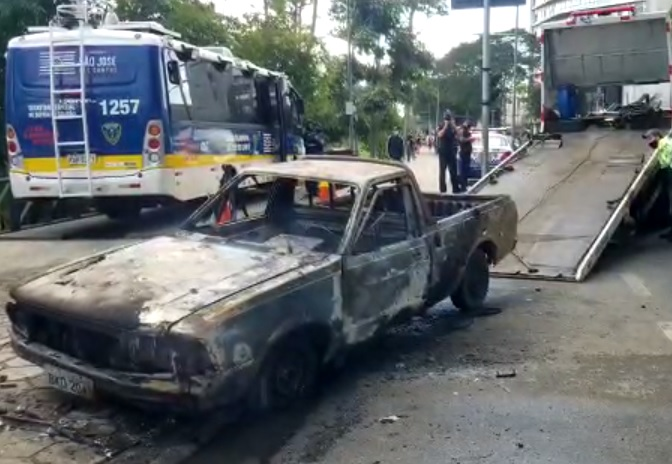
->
[181,173,252,230]
[181,173,361,252]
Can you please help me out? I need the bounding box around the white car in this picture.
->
[472,132,513,162]
[467,132,514,179]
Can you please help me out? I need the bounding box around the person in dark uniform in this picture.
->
[387,129,405,161]
[458,120,475,192]
[434,125,442,154]
[437,110,459,193]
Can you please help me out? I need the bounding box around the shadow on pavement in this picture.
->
[186,302,512,464]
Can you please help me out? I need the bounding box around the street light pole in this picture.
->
[511,5,520,142]
[481,0,491,177]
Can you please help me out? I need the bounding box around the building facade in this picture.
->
[531,0,669,28]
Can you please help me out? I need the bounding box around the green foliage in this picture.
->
[330,0,405,56]
[117,0,237,46]
[231,14,322,101]
[0,0,58,170]
[414,29,541,124]
[0,0,451,154]
[490,72,503,104]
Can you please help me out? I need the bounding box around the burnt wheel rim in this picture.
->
[271,351,313,401]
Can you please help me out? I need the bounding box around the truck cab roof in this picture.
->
[241,156,409,188]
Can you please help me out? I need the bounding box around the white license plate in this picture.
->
[67,154,95,166]
[45,365,94,399]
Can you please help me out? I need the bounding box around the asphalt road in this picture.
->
[185,233,672,464]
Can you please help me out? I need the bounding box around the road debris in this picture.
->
[495,369,517,379]
[0,410,138,458]
[379,415,404,424]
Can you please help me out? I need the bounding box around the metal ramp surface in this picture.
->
[473,129,657,281]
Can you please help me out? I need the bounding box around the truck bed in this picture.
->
[472,128,657,281]
[422,193,502,219]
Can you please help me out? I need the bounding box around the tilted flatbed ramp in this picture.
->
[471,129,657,281]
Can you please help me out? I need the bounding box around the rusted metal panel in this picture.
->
[247,158,406,187]
[11,235,328,329]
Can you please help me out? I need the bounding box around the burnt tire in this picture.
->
[451,248,490,312]
[252,339,319,412]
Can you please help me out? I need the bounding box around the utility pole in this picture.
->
[511,4,520,142]
[346,0,355,151]
[481,0,491,177]
[435,86,440,129]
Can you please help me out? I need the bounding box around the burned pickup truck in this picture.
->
[5,156,517,411]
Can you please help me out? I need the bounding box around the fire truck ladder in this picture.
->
[48,1,93,197]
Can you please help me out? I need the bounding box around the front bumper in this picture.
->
[10,330,254,413]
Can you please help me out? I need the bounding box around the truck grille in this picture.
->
[8,303,123,370]
[7,302,214,375]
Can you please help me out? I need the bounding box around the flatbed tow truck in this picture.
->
[469,6,671,281]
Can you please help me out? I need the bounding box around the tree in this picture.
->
[414,29,540,123]
[328,0,440,155]
[0,0,58,170]
[0,0,441,161]
[399,0,448,136]
[403,0,449,29]
[114,0,172,21]
[490,72,503,105]
[117,0,237,46]
[231,13,323,105]
[310,0,319,36]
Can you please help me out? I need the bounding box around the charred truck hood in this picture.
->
[9,235,329,331]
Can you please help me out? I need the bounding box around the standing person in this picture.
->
[437,110,460,193]
[434,125,442,155]
[387,129,405,161]
[458,120,475,192]
[406,134,416,162]
[643,129,672,240]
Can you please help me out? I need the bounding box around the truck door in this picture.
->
[341,180,431,343]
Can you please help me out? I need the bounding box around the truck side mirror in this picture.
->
[167,61,180,85]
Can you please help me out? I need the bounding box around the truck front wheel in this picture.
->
[451,248,490,312]
[250,339,319,413]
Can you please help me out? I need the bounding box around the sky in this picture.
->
[213,0,531,58]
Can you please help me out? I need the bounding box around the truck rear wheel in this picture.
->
[451,248,490,312]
